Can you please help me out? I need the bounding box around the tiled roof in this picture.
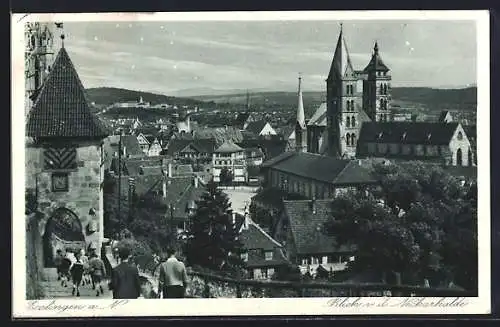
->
[283,200,356,255]
[240,220,289,268]
[438,110,452,122]
[463,125,476,142]
[238,138,288,160]
[133,175,206,220]
[362,44,390,73]
[262,152,378,186]
[122,157,167,176]
[308,103,327,127]
[173,164,194,176]
[245,120,269,135]
[358,122,459,145]
[215,140,244,153]
[166,138,217,156]
[118,135,143,156]
[26,47,108,139]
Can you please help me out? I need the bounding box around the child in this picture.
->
[70,251,85,297]
[88,249,107,296]
[59,250,72,287]
[79,249,91,286]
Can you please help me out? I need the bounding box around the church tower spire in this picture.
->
[325,23,359,159]
[295,73,307,153]
[363,40,391,122]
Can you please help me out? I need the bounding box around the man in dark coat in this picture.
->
[109,247,142,299]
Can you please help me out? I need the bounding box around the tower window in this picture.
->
[346,133,351,146]
[346,116,351,127]
[352,116,356,127]
[346,85,350,95]
[351,133,356,147]
[350,100,355,112]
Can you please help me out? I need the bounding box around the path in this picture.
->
[40,268,112,299]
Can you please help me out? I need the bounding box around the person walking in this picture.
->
[158,247,189,298]
[88,249,107,296]
[70,251,85,297]
[79,249,91,286]
[109,247,142,299]
[59,250,72,287]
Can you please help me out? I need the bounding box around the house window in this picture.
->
[301,258,308,265]
[322,256,328,264]
[241,252,249,262]
[44,147,77,170]
[267,268,275,278]
[254,268,262,279]
[265,251,273,261]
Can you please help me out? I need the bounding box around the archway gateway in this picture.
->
[42,207,86,267]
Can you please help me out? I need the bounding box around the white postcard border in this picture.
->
[11,10,491,317]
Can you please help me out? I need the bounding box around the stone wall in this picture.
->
[26,141,104,258]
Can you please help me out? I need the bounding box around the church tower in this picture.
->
[295,74,307,153]
[325,25,361,158]
[25,33,108,267]
[362,41,391,122]
[24,22,63,117]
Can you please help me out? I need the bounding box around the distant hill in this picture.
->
[85,87,212,107]
[192,87,477,112]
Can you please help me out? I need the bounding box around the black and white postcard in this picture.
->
[12,10,491,317]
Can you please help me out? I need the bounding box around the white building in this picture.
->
[212,141,247,184]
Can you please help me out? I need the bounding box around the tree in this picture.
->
[184,180,245,273]
[128,193,177,254]
[325,161,477,291]
[219,167,233,186]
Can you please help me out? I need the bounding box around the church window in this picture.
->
[384,84,388,95]
[457,131,463,140]
[346,133,351,146]
[352,116,356,127]
[351,133,356,147]
[351,100,355,111]
[346,117,351,127]
[346,85,350,95]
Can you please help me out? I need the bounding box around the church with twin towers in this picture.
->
[295,24,392,159]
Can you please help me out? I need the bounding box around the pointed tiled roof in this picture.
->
[308,102,327,127]
[327,27,354,81]
[363,42,390,73]
[296,76,306,129]
[26,47,108,139]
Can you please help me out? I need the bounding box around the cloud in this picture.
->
[62,20,477,94]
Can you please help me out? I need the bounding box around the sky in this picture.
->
[55,20,477,96]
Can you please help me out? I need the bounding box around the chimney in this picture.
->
[193,175,199,188]
[168,162,173,178]
[162,177,167,199]
[123,146,127,158]
[311,197,317,214]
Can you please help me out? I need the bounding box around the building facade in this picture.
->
[25,44,108,267]
[212,141,248,183]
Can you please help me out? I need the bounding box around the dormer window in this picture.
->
[265,251,273,261]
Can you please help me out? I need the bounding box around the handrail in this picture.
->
[186,269,474,296]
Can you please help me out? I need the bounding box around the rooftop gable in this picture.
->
[26,47,108,139]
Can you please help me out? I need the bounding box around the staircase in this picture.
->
[39,267,112,299]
